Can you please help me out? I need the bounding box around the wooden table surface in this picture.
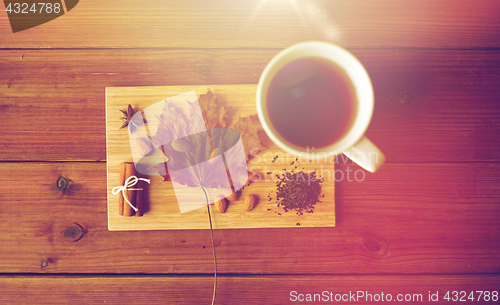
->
[1,0,499,304]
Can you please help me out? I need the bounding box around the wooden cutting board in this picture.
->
[106,85,335,230]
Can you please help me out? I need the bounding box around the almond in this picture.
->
[244,194,257,212]
[135,137,153,156]
[215,198,227,213]
[171,138,193,153]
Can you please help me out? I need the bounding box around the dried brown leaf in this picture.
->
[198,89,230,129]
[233,114,266,160]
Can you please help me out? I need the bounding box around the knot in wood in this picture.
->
[41,258,55,268]
[316,8,327,20]
[198,66,210,78]
[57,176,71,191]
[64,226,81,239]
[62,222,85,242]
[397,91,413,106]
[363,238,382,253]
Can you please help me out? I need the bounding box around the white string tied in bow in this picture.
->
[112,175,151,212]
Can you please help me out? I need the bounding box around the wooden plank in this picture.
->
[0,162,498,274]
[1,0,499,49]
[1,49,499,162]
[1,275,499,304]
[105,85,335,230]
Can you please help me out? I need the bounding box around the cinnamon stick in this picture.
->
[134,173,144,217]
[118,163,126,216]
[118,162,136,217]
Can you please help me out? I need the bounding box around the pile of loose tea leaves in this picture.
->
[274,165,324,216]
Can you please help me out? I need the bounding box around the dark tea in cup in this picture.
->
[257,42,385,172]
[266,57,358,149]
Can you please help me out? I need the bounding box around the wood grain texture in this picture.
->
[106,85,335,230]
[1,0,499,299]
[0,162,498,274]
[1,275,499,304]
[1,0,499,49]
[1,49,499,162]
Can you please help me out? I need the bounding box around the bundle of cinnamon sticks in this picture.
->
[118,162,145,217]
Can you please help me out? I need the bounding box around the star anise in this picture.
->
[119,104,134,129]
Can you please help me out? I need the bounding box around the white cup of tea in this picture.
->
[256,41,385,172]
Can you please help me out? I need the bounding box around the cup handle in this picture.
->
[342,136,385,173]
